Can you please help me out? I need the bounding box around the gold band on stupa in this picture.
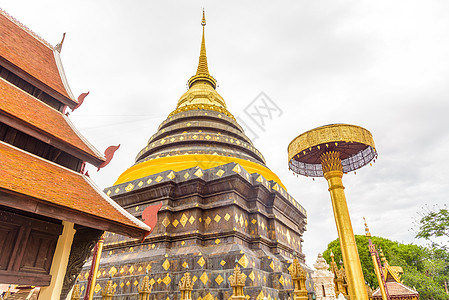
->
[288,124,377,177]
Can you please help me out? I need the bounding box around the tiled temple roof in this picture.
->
[0,9,76,105]
[0,77,105,165]
[0,141,151,238]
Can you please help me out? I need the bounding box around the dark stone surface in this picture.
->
[79,162,308,300]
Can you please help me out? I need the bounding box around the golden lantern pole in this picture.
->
[288,124,378,300]
[320,151,368,299]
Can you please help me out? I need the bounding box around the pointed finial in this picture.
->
[188,9,217,89]
[201,8,206,26]
[364,217,371,237]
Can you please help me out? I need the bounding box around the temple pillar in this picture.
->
[39,221,76,300]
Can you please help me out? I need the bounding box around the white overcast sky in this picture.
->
[3,1,448,265]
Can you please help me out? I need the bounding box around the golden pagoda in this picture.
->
[80,10,308,300]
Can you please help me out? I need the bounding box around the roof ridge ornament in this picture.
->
[188,9,217,89]
[55,32,66,53]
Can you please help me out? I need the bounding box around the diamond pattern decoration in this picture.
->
[106,190,111,196]
[172,219,179,228]
[182,262,188,268]
[115,188,120,194]
[127,281,131,286]
[220,260,226,266]
[125,183,134,192]
[162,216,170,228]
[147,178,152,184]
[84,272,89,280]
[180,214,188,227]
[157,278,162,284]
[167,171,175,180]
[269,261,274,271]
[138,266,143,272]
[215,239,220,245]
[181,241,185,246]
[216,169,225,177]
[205,216,211,225]
[272,183,280,191]
[251,219,257,224]
[238,254,249,268]
[94,283,101,294]
[256,175,263,183]
[215,275,224,285]
[214,214,221,223]
[138,181,144,187]
[239,215,244,227]
[162,259,170,271]
[232,164,241,173]
[194,169,203,177]
[134,280,139,286]
[184,172,190,179]
[120,267,125,274]
[189,216,195,224]
[155,176,163,183]
[249,271,255,282]
[224,213,231,221]
[200,272,209,285]
[197,256,206,267]
[162,274,171,285]
[279,275,285,286]
[192,276,197,283]
[129,265,134,274]
[120,282,124,288]
[149,278,155,285]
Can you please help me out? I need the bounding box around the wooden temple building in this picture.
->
[0,9,153,299]
[79,11,308,300]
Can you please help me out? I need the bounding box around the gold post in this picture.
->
[229,264,246,300]
[320,151,368,300]
[289,258,308,300]
[71,283,82,300]
[138,275,153,300]
[178,269,194,300]
[365,219,388,300]
[88,234,105,300]
[101,278,115,300]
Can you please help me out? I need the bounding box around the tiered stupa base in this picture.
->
[78,163,308,300]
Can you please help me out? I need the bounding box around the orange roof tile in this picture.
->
[0,77,105,163]
[0,141,150,235]
[373,281,419,298]
[0,10,74,101]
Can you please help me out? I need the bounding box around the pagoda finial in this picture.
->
[188,9,217,89]
[364,217,371,237]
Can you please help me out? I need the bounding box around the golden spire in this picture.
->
[364,217,372,237]
[188,9,217,88]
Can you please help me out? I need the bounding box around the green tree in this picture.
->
[415,205,449,250]
[323,236,449,300]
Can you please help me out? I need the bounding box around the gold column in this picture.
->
[289,258,308,300]
[71,283,82,300]
[229,265,246,300]
[368,244,388,300]
[138,275,153,300]
[88,234,105,300]
[101,279,115,300]
[320,151,368,300]
[179,270,194,300]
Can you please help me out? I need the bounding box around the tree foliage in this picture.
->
[322,236,449,300]
[415,205,449,250]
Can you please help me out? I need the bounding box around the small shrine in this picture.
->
[311,254,336,300]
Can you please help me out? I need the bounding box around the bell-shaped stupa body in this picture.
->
[79,11,307,300]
